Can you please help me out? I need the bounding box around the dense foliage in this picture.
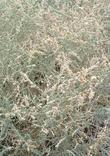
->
[0,0,110,155]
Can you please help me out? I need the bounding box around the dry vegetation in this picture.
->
[0,0,110,156]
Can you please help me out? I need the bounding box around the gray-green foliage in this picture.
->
[0,0,110,156]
